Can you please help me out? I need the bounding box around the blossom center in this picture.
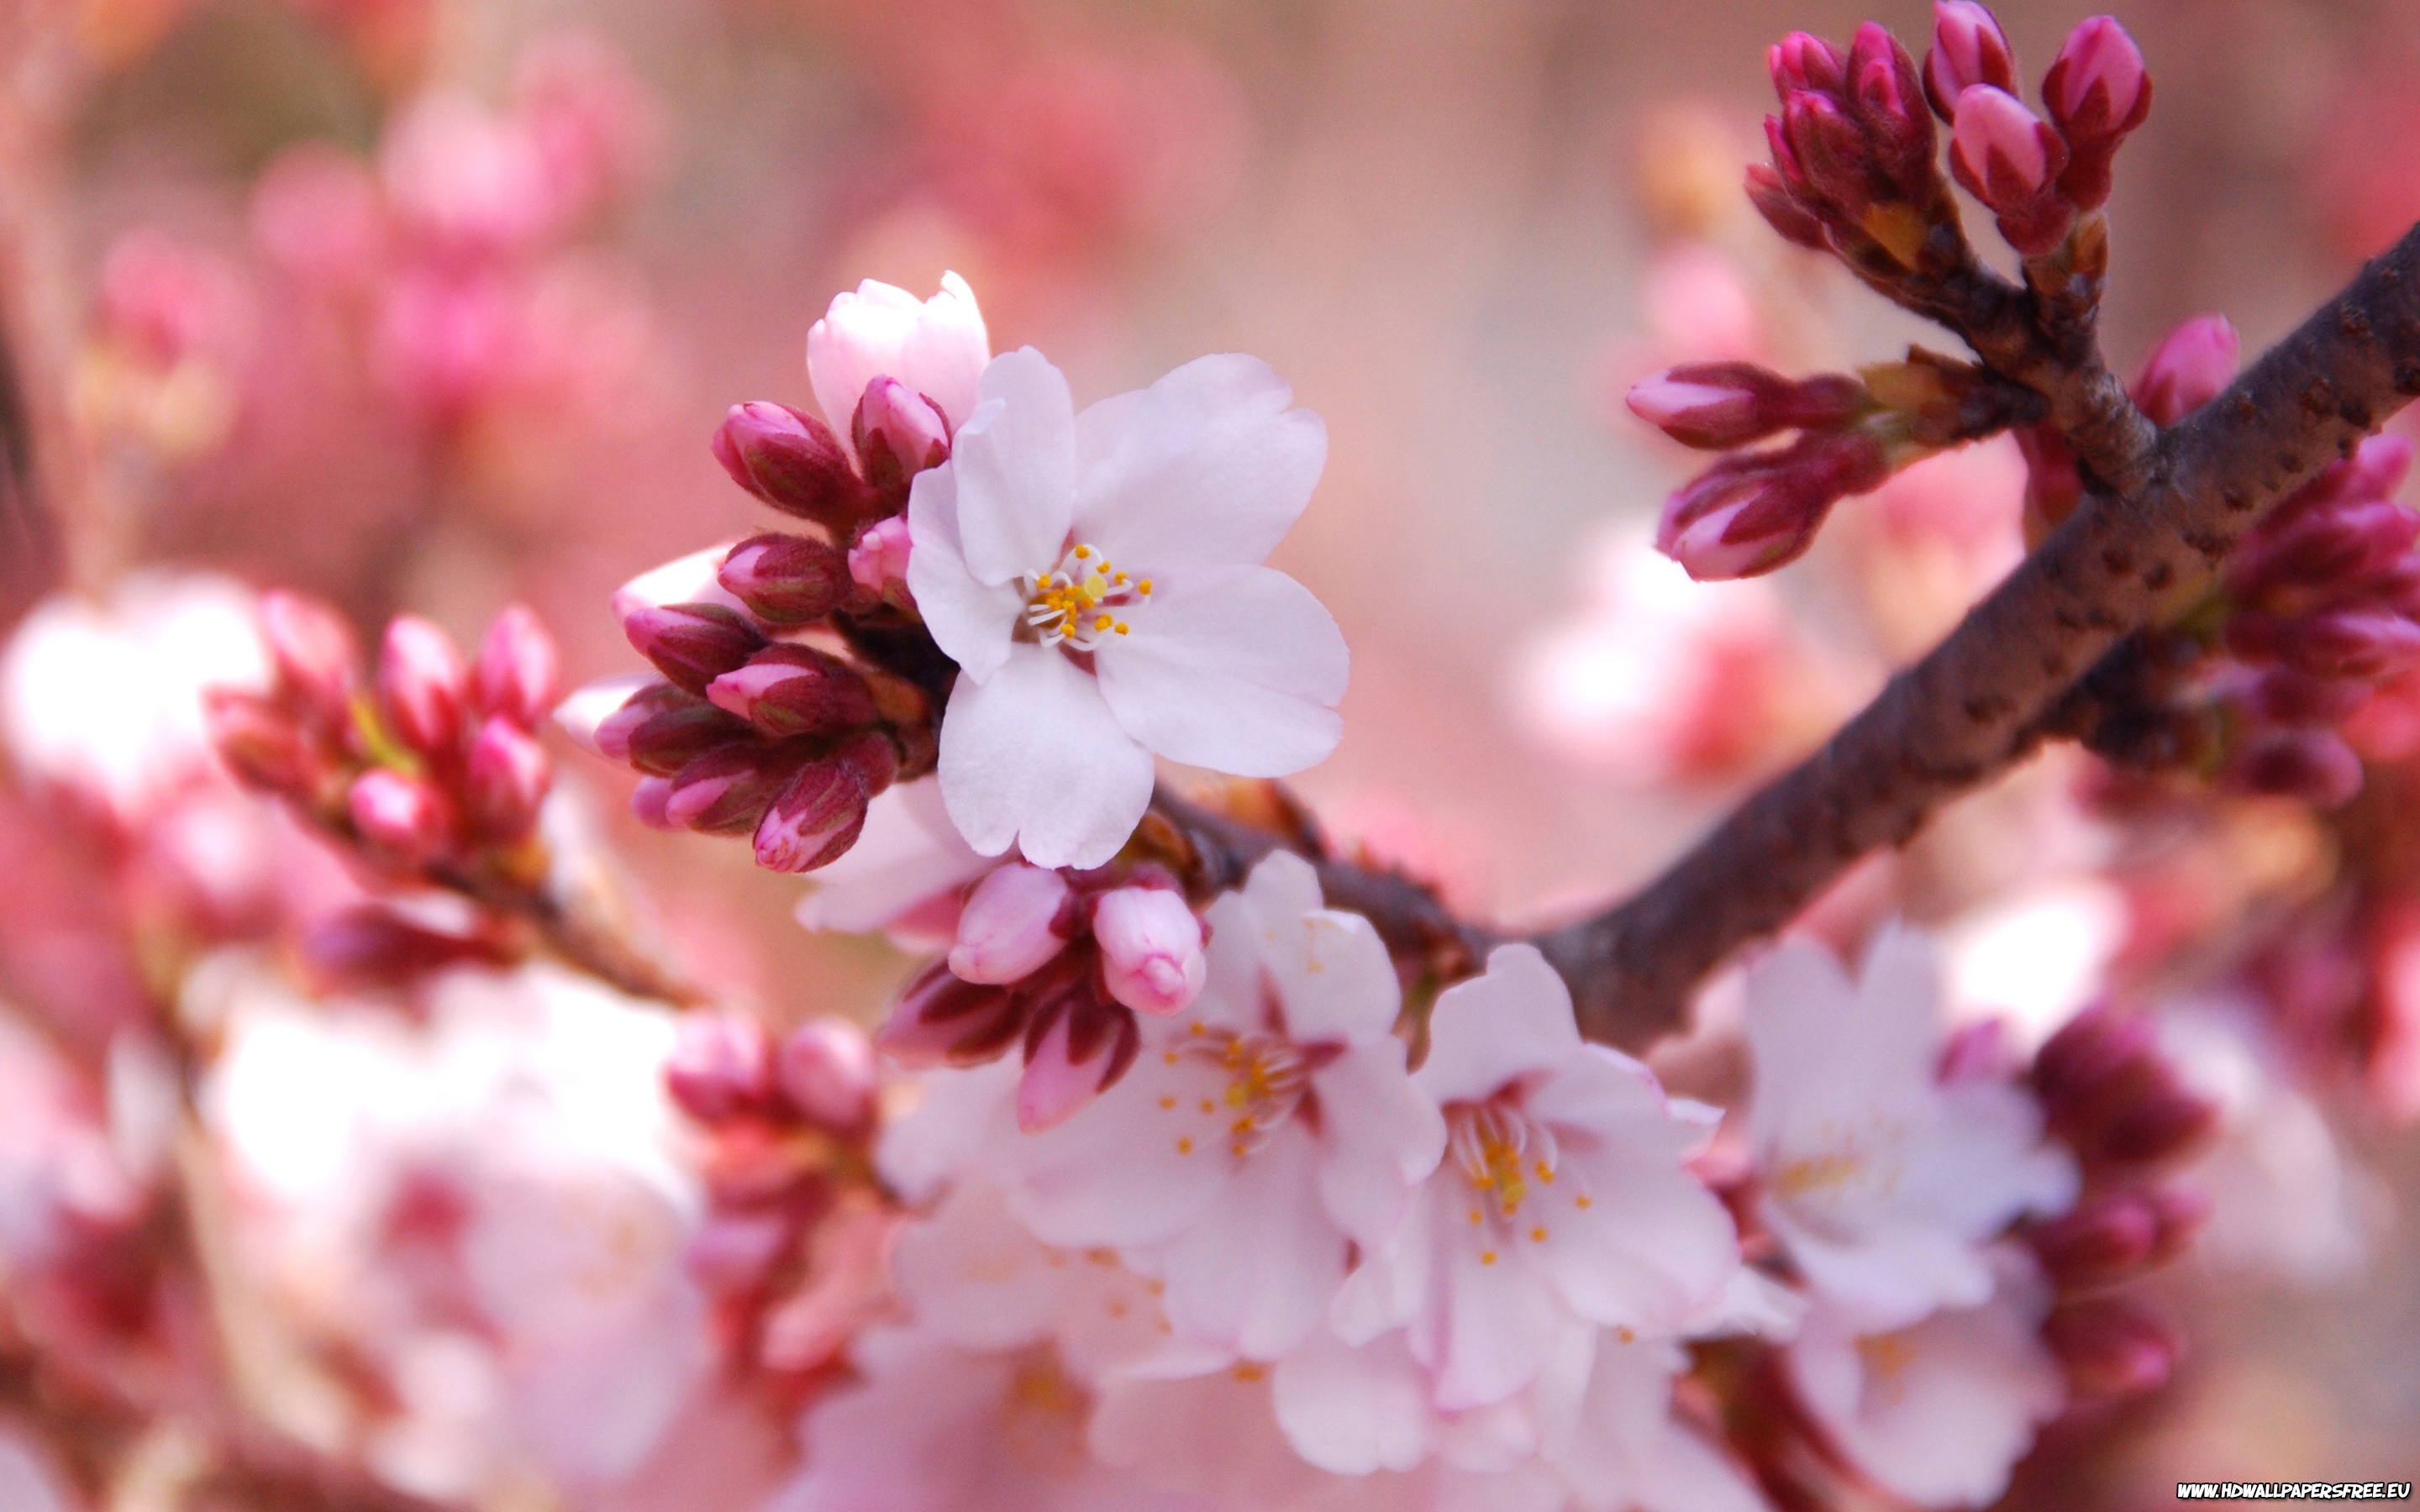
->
[1446,1096,1588,1261]
[1164,1022,1325,1157]
[1021,543,1152,652]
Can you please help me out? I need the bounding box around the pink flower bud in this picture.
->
[613,543,751,623]
[2228,499,2420,605]
[2228,730,2366,808]
[713,402,880,531]
[630,775,676,829]
[1844,23,1935,190]
[1744,164,1830,249]
[472,604,560,730]
[624,603,767,695]
[554,673,658,757]
[2238,668,2370,727]
[1017,995,1139,1134]
[2045,1297,2179,1400]
[848,515,913,595]
[260,591,359,725]
[618,691,751,779]
[1768,32,1846,100]
[753,731,897,873]
[852,378,952,500]
[348,769,453,862]
[205,688,317,795]
[705,644,876,739]
[1950,86,2072,254]
[1780,90,1875,218]
[776,1018,877,1133]
[665,743,800,836]
[2042,18,2150,211]
[666,1012,774,1122]
[1628,364,1865,449]
[2032,1005,2152,1115]
[948,864,1076,984]
[376,616,470,760]
[2094,1084,2224,1165]
[806,272,989,438]
[2269,608,2420,681]
[1091,886,1207,1016]
[1656,432,1890,580]
[465,716,550,842]
[2129,315,2238,427]
[879,962,1022,1068]
[685,1211,794,1294]
[2028,1193,2159,1290]
[1923,3,2017,122]
[718,533,850,626]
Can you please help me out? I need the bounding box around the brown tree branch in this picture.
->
[1534,220,2420,1047]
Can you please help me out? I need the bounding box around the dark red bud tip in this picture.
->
[205,688,318,795]
[2028,1194,2159,1291]
[851,379,952,502]
[260,591,360,725]
[2045,1297,2181,1401]
[1924,3,2018,123]
[615,689,752,779]
[473,605,561,731]
[708,643,877,740]
[879,961,1025,1068]
[1769,31,1846,101]
[718,533,851,627]
[754,730,897,874]
[666,1012,775,1123]
[713,401,880,530]
[465,716,551,842]
[376,615,470,760]
[624,602,768,694]
[2093,1086,2223,1168]
[1745,164,1830,250]
[2031,1004,2152,1111]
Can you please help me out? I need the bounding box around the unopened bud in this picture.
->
[1924,3,2016,122]
[205,689,317,795]
[718,533,850,626]
[631,775,676,829]
[879,962,1023,1068]
[555,673,658,757]
[752,731,896,873]
[2045,1297,2179,1400]
[852,378,951,501]
[1656,431,1890,580]
[665,743,801,835]
[376,616,469,760]
[624,603,767,694]
[2267,608,2420,682]
[348,769,453,862]
[465,716,550,842]
[2094,1084,2223,1165]
[2028,1194,2158,1291]
[685,1211,794,1294]
[1092,887,1208,1017]
[1844,23,1935,193]
[2041,16,2151,212]
[613,543,751,623]
[666,1012,774,1122]
[848,515,913,595]
[948,864,1076,984]
[473,604,560,730]
[2238,667,2370,727]
[2229,499,2420,606]
[2032,1004,2152,1115]
[1768,31,1845,99]
[706,644,876,739]
[2130,315,2238,427]
[1950,86,2072,255]
[1745,164,1830,249]
[713,401,879,530]
[1018,995,1138,1134]
[776,1018,877,1133]
[260,591,358,725]
[1780,90,1875,220]
[1628,364,1866,450]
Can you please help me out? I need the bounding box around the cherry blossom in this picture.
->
[1781,1248,2065,1508]
[793,779,997,947]
[907,348,1346,867]
[1331,945,1740,1413]
[1744,926,2078,1327]
[807,272,992,441]
[1006,852,1443,1359]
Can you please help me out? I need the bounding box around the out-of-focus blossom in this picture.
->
[199,957,712,1503]
[908,349,1344,867]
[74,229,249,461]
[1008,853,1443,1361]
[1782,1249,2065,1508]
[1744,927,2077,1327]
[1333,945,1739,1412]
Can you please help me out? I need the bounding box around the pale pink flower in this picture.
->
[908,349,1345,867]
[1543,1333,1769,1512]
[1782,1249,2064,1508]
[807,273,992,439]
[1744,927,2078,1329]
[1007,853,1442,1360]
[1331,946,1740,1413]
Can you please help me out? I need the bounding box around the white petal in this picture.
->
[1311,1042,1447,1248]
[950,349,1075,585]
[936,648,1156,868]
[1093,567,1345,776]
[1071,354,1327,571]
[1414,1197,1570,1412]
[899,270,991,428]
[1150,1121,1344,1359]
[1270,1330,1436,1475]
[1270,908,1402,1046]
[1532,1141,1738,1335]
[1415,945,1585,1108]
[887,1183,1061,1350]
[1007,1041,1232,1248]
[905,462,1023,684]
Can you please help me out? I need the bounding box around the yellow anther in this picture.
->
[1073,544,1091,558]
[1176,1137,1194,1154]
[1159,1095,1176,1110]
[1139,580,1154,595]
[1530,1226,1548,1242]
[1468,1210,1483,1226]
[1114,622,1129,635]
[1576,1194,1592,1209]
[1480,1251,1498,1266]
[1093,613,1113,632]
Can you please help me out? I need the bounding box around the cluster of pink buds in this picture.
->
[879,862,1210,1131]
[2023,1005,2216,1400]
[205,595,562,884]
[662,1012,896,1377]
[1754,5,2149,265]
[1632,349,2041,579]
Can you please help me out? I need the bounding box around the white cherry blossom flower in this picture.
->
[1006,852,1442,1361]
[807,271,991,437]
[1782,1248,2063,1509]
[908,349,1346,868]
[1331,946,1740,1413]
[1744,926,2077,1329]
